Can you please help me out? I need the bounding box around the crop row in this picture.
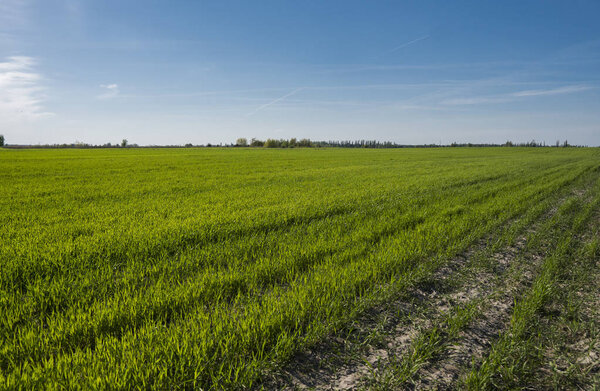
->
[0,147,598,389]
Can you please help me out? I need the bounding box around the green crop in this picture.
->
[0,147,598,389]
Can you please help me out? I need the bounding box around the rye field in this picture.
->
[1,147,600,390]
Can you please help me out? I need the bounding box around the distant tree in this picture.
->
[121,139,128,148]
[563,139,569,147]
[298,138,312,147]
[0,134,4,147]
[236,138,248,147]
[289,138,297,147]
[250,138,264,147]
[264,139,278,148]
[185,143,193,147]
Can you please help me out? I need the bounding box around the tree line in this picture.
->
[0,134,583,149]
[234,138,577,148]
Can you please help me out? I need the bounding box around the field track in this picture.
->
[272,179,600,390]
[1,147,599,389]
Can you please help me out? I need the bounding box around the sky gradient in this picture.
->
[1,0,600,146]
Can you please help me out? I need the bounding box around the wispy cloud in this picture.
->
[98,83,120,99]
[442,84,593,105]
[314,60,524,75]
[441,96,511,105]
[511,85,592,97]
[119,87,287,99]
[0,56,53,120]
[386,35,430,54]
[246,87,304,116]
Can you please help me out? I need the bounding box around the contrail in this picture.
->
[387,35,430,54]
[246,87,304,116]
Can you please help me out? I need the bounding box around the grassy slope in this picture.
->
[0,147,598,389]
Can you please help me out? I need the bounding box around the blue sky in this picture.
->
[1,1,599,146]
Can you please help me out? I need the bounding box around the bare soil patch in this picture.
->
[261,190,590,391]
[264,233,541,390]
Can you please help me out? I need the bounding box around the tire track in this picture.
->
[264,227,540,390]
[262,186,589,391]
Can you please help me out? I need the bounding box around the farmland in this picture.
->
[0,147,599,389]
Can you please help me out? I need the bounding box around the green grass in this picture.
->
[0,147,598,389]
[464,178,600,390]
[359,171,600,390]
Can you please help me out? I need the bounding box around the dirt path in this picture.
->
[533,213,600,389]
[261,190,589,391]
[263,230,543,390]
[401,239,542,390]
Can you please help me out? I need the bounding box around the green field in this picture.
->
[1,147,599,389]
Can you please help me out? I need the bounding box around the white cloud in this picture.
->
[98,83,120,99]
[441,96,511,105]
[0,55,35,72]
[386,35,430,54]
[511,85,592,97]
[246,87,303,116]
[442,85,593,106]
[0,56,53,120]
